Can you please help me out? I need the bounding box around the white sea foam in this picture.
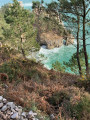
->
[44,64,51,70]
[48,46,63,53]
[38,44,77,70]
[39,47,49,55]
[39,45,65,56]
[74,40,77,45]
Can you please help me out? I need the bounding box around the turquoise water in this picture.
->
[39,43,77,70]
[39,25,90,71]
[39,40,90,72]
[0,0,90,73]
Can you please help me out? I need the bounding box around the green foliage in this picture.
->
[32,1,41,9]
[45,1,71,36]
[47,91,69,106]
[64,49,87,75]
[3,0,40,56]
[39,54,44,57]
[43,17,65,35]
[70,95,90,119]
[32,0,68,37]
[30,101,50,120]
[0,59,21,82]
[0,53,46,84]
[46,1,58,15]
[58,0,90,76]
[52,61,65,72]
[0,46,18,64]
[0,8,10,42]
[0,46,46,84]
[0,46,10,59]
[0,58,35,82]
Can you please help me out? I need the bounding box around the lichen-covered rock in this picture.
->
[21,112,26,117]
[3,98,7,104]
[40,32,74,49]
[11,112,19,119]
[0,96,3,102]
[40,32,63,49]
[65,34,74,45]
[0,97,39,120]
[7,102,15,109]
[0,103,3,108]
[1,105,8,111]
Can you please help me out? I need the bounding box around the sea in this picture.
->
[0,0,90,73]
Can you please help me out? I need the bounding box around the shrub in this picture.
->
[52,61,65,72]
[71,95,90,119]
[47,91,69,106]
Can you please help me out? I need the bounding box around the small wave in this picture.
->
[74,40,77,45]
[23,3,32,7]
[44,64,51,70]
[39,46,64,55]
[39,47,50,55]
[51,46,64,53]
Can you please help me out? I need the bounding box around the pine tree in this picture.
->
[4,0,40,58]
[58,0,90,76]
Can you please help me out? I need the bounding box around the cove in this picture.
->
[38,43,76,72]
[1,0,90,74]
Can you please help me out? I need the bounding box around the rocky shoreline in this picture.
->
[0,96,39,120]
[40,32,74,49]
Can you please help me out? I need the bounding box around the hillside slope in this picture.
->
[0,46,90,120]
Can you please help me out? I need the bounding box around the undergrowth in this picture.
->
[0,46,90,120]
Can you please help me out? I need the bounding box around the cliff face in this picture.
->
[33,7,74,49]
[40,32,74,49]
[65,34,74,45]
[40,32,63,49]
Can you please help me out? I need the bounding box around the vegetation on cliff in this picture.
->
[0,0,90,119]
[0,45,90,120]
[0,0,40,58]
[58,0,90,77]
[32,0,74,48]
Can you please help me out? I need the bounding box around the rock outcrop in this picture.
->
[40,32,74,49]
[40,32,63,49]
[65,34,74,45]
[0,96,39,120]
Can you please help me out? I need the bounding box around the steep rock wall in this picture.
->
[40,32,74,49]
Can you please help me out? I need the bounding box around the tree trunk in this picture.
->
[77,16,82,76]
[82,0,89,76]
[36,8,41,43]
[21,37,26,58]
